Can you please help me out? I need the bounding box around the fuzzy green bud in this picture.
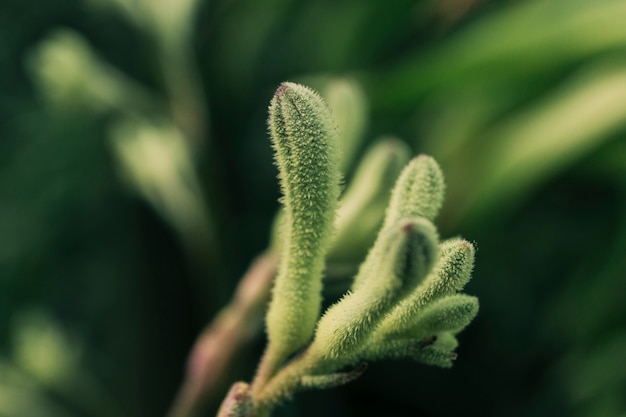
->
[414,238,476,305]
[300,363,367,390]
[265,82,341,362]
[405,331,460,368]
[432,332,459,351]
[375,238,475,338]
[310,218,438,360]
[359,331,461,368]
[329,138,411,261]
[402,294,479,340]
[381,155,445,231]
[411,345,458,368]
[322,78,368,171]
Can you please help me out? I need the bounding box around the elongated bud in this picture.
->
[329,138,411,261]
[310,218,438,360]
[381,155,445,231]
[322,78,368,171]
[415,238,475,305]
[395,294,479,340]
[374,238,475,338]
[300,363,367,390]
[411,345,458,368]
[360,332,458,365]
[265,82,341,363]
[415,294,478,335]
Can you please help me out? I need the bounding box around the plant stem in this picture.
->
[167,251,278,417]
[253,353,313,417]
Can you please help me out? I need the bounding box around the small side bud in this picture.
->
[360,333,457,364]
[405,294,479,340]
[381,155,445,230]
[375,238,475,338]
[265,82,341,364]
[412,346,458,368]
[216,382,253,417]
[310,218,438,360]
[415,238,476,305]
[431,332,459,352]
[329,138,411,262]
[300,363,368,390]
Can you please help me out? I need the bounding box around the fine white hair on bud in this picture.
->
[264,82,341,367]
[381,154,445,231]
[215,81,482,416]
[374,238,476,340]
[403,294,479,340]
[310,217,438,361]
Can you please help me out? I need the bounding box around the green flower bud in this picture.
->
[329,138,411,262]
[404,294,479,340]
[310,218,438,361]
[375,238,475,338]
[411,345,458,368]
[432,332,459,351]
[415,238,476,305]
[361,331,460,368]
[381,155,445,231]
[265,82,341,363]
[300,363,367,390]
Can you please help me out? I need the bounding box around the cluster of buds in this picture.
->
[219,82,479,417]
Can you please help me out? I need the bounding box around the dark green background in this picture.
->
[1,0,625,416]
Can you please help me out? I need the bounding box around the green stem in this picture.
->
[252,353,315,417]
[167,252,278,417]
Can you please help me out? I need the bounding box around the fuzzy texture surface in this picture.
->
[380,154,445,231]
[311,218,438,361]
[265,82,341,361]
[376,237,476,339]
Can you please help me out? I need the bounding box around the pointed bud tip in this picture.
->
[411,154,441,172]
[413,153,433,162]
[402,221,415,234]
[459,240,475,256]
[274,82,289,98]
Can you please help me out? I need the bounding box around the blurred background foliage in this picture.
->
[1,0,626,416]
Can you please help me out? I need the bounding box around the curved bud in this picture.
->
[322,77,368,171]
[403,294,479,340]
[374,238,475,338]
[300,363,367,390]
[329,138,411,261]
[414,238,475,305]
[265,82,341,363]
[381,154,445,230]
[360,332,459,366]
[310,218,438,360]
[432,332,459,351]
